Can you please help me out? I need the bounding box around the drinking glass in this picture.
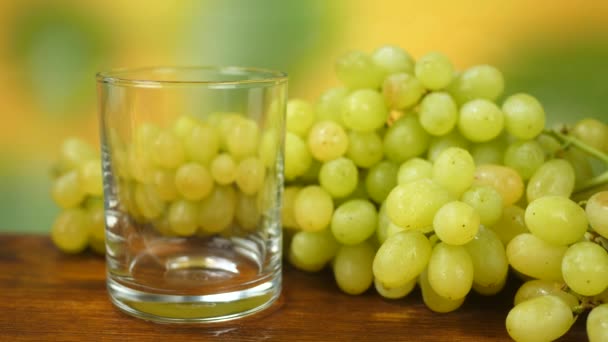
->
[96,66,287,323]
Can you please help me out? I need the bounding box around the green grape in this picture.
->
[235,157,266,195]
[491,205,529,246]
[461,185,503,227]
[331,199,377,245]
[127,148,155,184]
[472,276,507,296]
[432,147,475,197]
[282,186,300,230]
[371,45,415,76]
[526,159,575,203]
[307,120,349,162]
[286,99,315,137]
[224,117,260,160]
[175,162,214,201]
[397,157,432,185]
[319,157,358,198]
[525,196,587,246]
[333,242,375,295]
[414,52,454,90]
[289,229,338,272]
[341,89,388,132]
[235,192,260,231]
[588,304,608,342]
[464,226,508,288]
[503,140,545,180]
[152,169,178,201]
[52,170,86,209]
[386,179,452,230]
[433,201,480,246]
[376,202,391,245]
[297,159,322,184]
[172,115,198,139]
[427,130,470,162]
[473,164,524,206]
[502,93,546,140]
[572,118,608,152]
[419,269,465,313]
[257,130,279,168]
[382,73,426,109]
[418,92,458,136]
[561,148,594,187]
[386,222,406,238]
[199,185,236,233]
[458,99,504,143]
[151,130,185,169]
[561,241,608,296]
[59,137,96,171]
[506,233,567,281]
[346,131,384,168]
[184,122,220,165]
[210,153,237,185]
[284,132,312,180]
[536,133,562,159]
[134,183,165,220]
[373,230,432,288]
[335,50,383,90]
[375,277,416,299]
[294,186,334,232]
[586,191,608,238]
[210,112,241,149]
[365,160,398,204]
[514,280,579,310]
[383,115,430,163]
[168,199,199,236]
[447,65,504,104]
[315,87,348,125]
[506,295,573,342]
[427,243,473,300]
[78,159,103,196]
[51,209,90,254]
[470,138,506,166]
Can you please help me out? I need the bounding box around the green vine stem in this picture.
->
[545,129,608,164]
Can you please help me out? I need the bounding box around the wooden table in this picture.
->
[1,234,587,341]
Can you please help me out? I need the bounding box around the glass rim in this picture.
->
[96,66,288,87]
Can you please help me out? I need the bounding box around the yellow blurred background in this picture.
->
[1,0,607,232]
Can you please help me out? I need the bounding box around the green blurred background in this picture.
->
[0,0,607,233]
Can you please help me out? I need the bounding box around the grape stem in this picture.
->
[545,129,608,164]
[575,170,608,194]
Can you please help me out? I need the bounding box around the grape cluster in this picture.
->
[282,45,608,341]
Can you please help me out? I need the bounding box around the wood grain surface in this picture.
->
[1,234,587,341]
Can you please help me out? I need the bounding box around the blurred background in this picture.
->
[1,0,607,233]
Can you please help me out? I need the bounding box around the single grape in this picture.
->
[127,148,155,184]
[59,137,96,171]
[286,99,315,137]
[375,277,417,299]
[383,115,430,163]
[419,268,466,313]
[465,226,508,288]
[427,130,470,162]
[472,276,507,296]
[397,157,432,185]
[414,52,454,90]
[432,147,475,197]
[447,65,504,104]
[258,129,279,168]
[168,199,199,236]
[525,196,587,246]
[224,117,260,160]
[365,160,398,204]
[514,279,579,310]
[183,122,220,165]
[526,159,575,203]
[199,185,236,233]
[289,229,338,272]
[458,99,504,142]
[335,50,383,89]
[284,132,312,180]
[586,191,608,238]
[333,242,376,295]
[373,230,432,288]
[78,159,103,196]
[506,295,573,342]
[502,93,546,140]
[52,170,86,209]
[307,120,349,162]
[376,202,391,245]
[473,164,524,206]
[210,153,237,185]
[235,192,260,231]
[433,201,480,246]
[319,157,358,198]
[341,89,388,132]
[51,209,90,254]
[331,199,377,245]
[282,186,300,230]
[235,157,266,195]
[461,185,503,227]
[315,87,348,125]
[382,72,426,109]
[151,130,185,169]
[587,304,608,342]
[427,243,474,300]
[418,92,458,136]
[175,162,214,201]
[470,138,506,166]
[294,186,334,232]
[386,179,452,231]
[152,169,178,201]
[134,183,165,220]
[172,115,198,139]
[371,45,415,76]
[491,205,529,247]
[346,131,384,168]
[561,241,608,296]
[506,233,567,281]
[572,118,608,152]
[502,141,544,181]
